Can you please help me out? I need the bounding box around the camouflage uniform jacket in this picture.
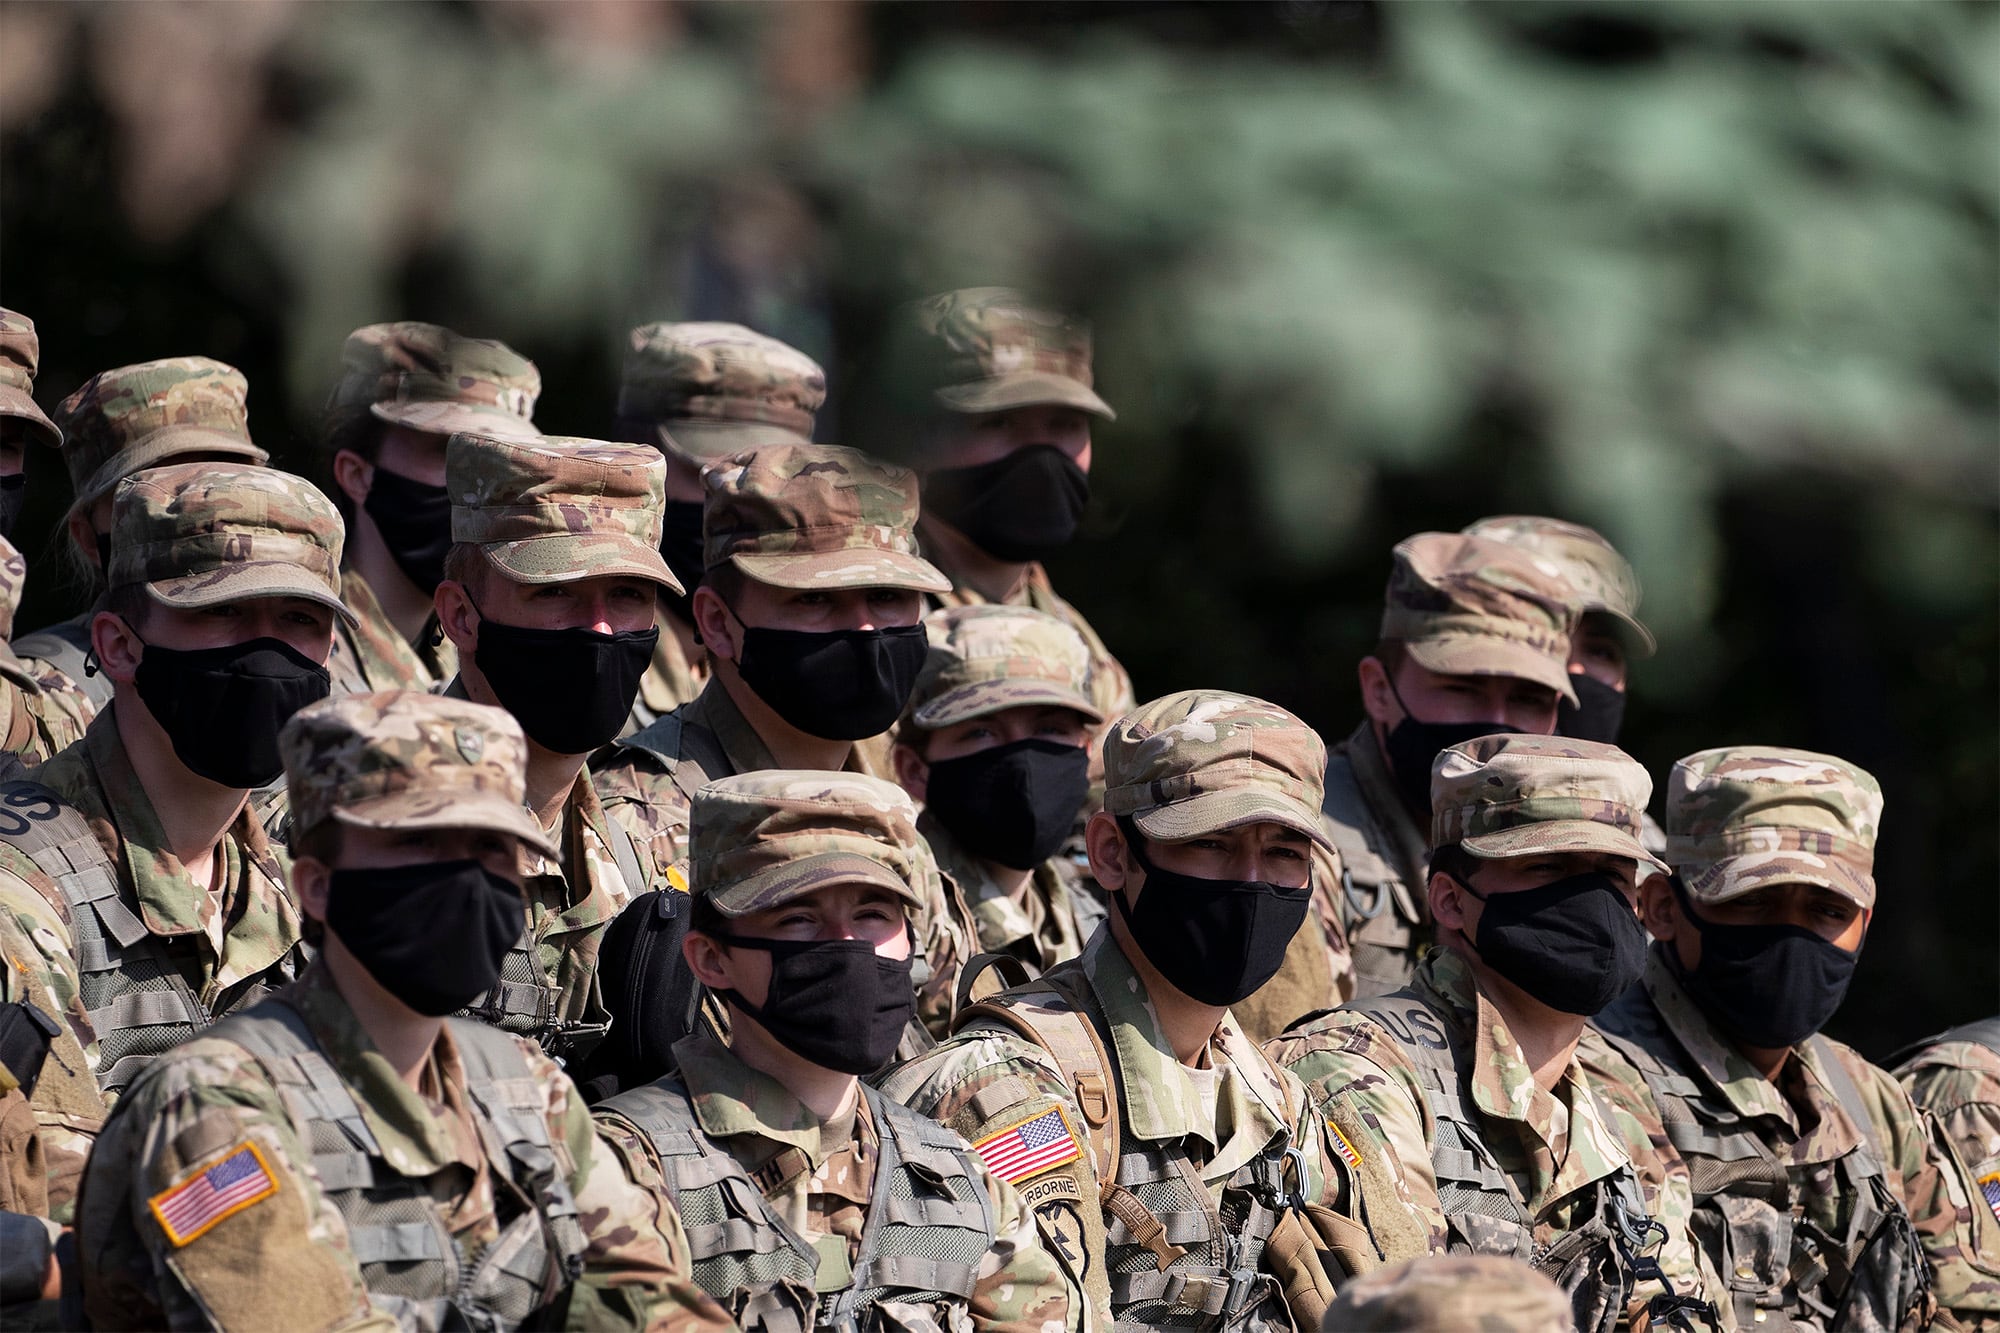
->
[599,1033,1073,1333]
[0,890,104,1222]
[0,640,92,771]
[920,809,1099,975]
[623,613,707,735]
[0,717,306,1096]
[1598,949,2000,1329]
[1265,947,1713,1328]
[1319,722,1430,1001]
[879,927,1347,1333]
[1896,1018,2000,1280]
[328,567,458,697]
[9,613,110,718]
[75,962,731,1333]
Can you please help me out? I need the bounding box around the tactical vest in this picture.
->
[10,621,113,714]
[955,965,1303,1332]
[1347,991,1661,1333]
[0,779,301,1092]
[598,1077,996,1333]
[216,998,587,1331]
[1595,1000,1930,1332]
[1319,752,1426,999]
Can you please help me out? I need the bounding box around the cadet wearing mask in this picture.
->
[594,770,1075,1333]
[0,536,89,771]
[1269,733,1718,1333]
[14,358,270,713]
[75,691,733,1333]
[322,321,542,696]
[613,320,828,727]
[892,604,1104,973]
[1596,747,2000,1328]
[0,310,63,545]
[882,690,1374,1333]
[432,433,680,1060]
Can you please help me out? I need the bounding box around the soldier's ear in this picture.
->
[434,579,479,652]
[1357,655,1398,730]
[329,449,373,507]
[1429,869,1473,934]
[1637,875,1680,942]
[1084,810,1130,891]
[292,857,332,924]
[691,586,740,663]
[890,742,930,802]
[89,609,144,684]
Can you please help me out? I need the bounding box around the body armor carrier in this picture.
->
[1319,752,1425,998]
[0,780,300,1092]
[216,998,588,1332]
[597,1077,996,1333]
[1597,997,1930,1332]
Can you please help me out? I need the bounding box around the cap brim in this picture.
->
[481,538,684,594]
[70,427,269,516]
[1131,788,1333,852]
[329,792,559,861]
[728,549,951,594]
[371,401,542,444]
[707,850,923,917]
[144,563,358,625]
[934,374,1116,421]
[656,419,811,462]
[1404,635,1579,706]
[1462,820,1669,875]
[911,683,1101,731]
[1679,851,1875,910]
[0,391,60,448]
[1583,606,1658,659]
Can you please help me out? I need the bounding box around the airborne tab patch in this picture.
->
[973,1106,1082,1184]
[148,1142,279,1246]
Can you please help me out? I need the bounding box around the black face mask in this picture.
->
[0,473,25,541]
[1383,710,1522,817]
[474,614,657,755]
[361,466,452,595]
[923,445,1091,563]
[328,860,525,1017]
[1111,820,1312,1006]
[1557,674,1627,745]
[95,532,112,577]
[133,636,331,788]
[1455,869,1647,1015]
[657,501,706,624]
[710,931,916,1075]
[923,738,1089,871]
[1668,876,1861,1049]
[734,621,927,741]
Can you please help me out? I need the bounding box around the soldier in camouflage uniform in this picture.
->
[891,604,1106,974]
[0,309,63,544]
[13,358,270,714]
[1897,1022,2000,1291]
[0,536,90,772]
[75,691,733,1333]
[613,321,828,730]
[1268,733,1719,1333]
[594,768,1073,1333]
[430,433,683,1063]
[882,690,1375,1333]
[1596,747,2000,1329]
[322,321,542,697]
[1319,1254,1571,1332]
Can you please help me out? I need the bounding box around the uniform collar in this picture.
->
[919,810,1080,966]
[1343,720,1429,889]
[519,765,627,926]
[687,678,874,780]
[673,1032,849,1166]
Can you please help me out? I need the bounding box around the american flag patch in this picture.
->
[1980,1171,2000,1227]
[1326,1120,1361,1171]
[148,1143,279,1246]
[973,1107,1082,1184]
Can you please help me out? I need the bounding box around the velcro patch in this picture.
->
[973,1106,1082,1184]
[1326,1119,1362,1170]
[148,1142,279,1246]
[1980,1171,2000,1227]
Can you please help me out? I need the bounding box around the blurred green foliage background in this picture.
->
[2,0,1993,1053]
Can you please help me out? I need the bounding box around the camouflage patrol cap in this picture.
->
[618,322,824,461]
[328,322,541,444]
[109,464,354,621]
[703,443,949,593]
[1321,1255,1571,1332]
[0,535,25,638]
[1102,690,1332,850]
[1464,515,1655,657]
[1380,532,1580,704]
[55,357,269,516]
[0,310,61,448]
[904,604,1102,731]
[910,287,1115,420]
[447,433,680,592]
[1431,733,1667,872]
[281,690,557,859]
[1665,746,1882,908]
[690,770,926,918]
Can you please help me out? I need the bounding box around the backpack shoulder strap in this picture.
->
[953,977,1119,1185]
[0,779,142,948]
[1807,1034,1885,1169]
[953,951,1040,1015]
[601,806,649,898]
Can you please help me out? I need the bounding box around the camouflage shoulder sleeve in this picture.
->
[593,752,693,876]
[969,1168,1080,1333]
[0,883,102,1223]
[75,1036,373,1332]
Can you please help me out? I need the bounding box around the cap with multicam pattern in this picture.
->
[1464,514,1655,657]
[446,433,679,592]
[690,770,926,918]
[904,603,1101,731]
[1102,689,1332,850]
[1431,733,1667,872]
[702,442,948,593]
[109,463,353,622]
[281,690,557,859]
[1320,1254,1572,1333]
[618,322,824,461]
[1380,532,1581,704]
[909,287,1115,420]
[55,357,269,515]
[0,309,60,448]
[328,322,541,445]
[0,535,25,638]
[1665,746,1882,908]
